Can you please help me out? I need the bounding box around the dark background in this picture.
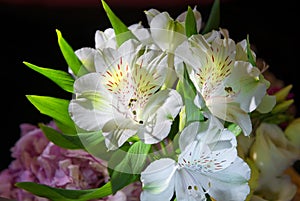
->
[1,0,299,171]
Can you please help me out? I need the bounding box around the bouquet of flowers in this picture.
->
[1,0,300,200]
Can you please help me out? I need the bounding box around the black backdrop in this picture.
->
[1,0,299,171]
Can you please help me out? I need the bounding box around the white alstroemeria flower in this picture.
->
[140,120,251,201]
[144,8,202,88]
[251,175,297,201]
[95,23,155,50]
[175,34,270,135]
[285,118,300,149]
[71,23,155,76]
[250,122,300,187]
[69,39,183,150]
[145,7,201,53]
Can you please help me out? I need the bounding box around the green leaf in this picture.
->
[109,141,151,193]
[185,6,198,37]
[26,95,76,134]
[77,129,113,161]
[246,34,256,66]
[101,0,137,46]
[23,61,74,93]
[168,114,180,140]
[227,123,242,136]
[15,182,112,201]
[176,66,204,125]
[202,0,220,34]
[110,171,139,195]
[56,29,88,76]
[39,124,84,149]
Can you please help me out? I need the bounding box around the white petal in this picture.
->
[140,158,176,201]
[118,39,143,64]
[255,175,297,201]
[139,89,183,144]
[175,169,206,201]
[285,118,300,148]
[69,73,113,131]
[102,117,139,150]
[203,30,221,43]
[138,120,172,144]
[129,24,154,46]
[75,47,98,73]
[94,47,120,73]
[176,6,202,32]
[179,122,238,172]
[206,97,252,136]
[235,39,256,62]
[227,61,269,113]
[255,94,276,113]
[150,12,186,52]
[179,122,205,151]
[95,29,117,50]
[176,34,210,70]
[250,123,300,181]
[144,8,161,25]
[200,157,251,201]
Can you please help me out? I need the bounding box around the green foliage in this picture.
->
[246,34,256,66]
[39,124,84,149]
[26,95,76,134]
[202,0,220,34]
[15,182,112,201]
[56,29,88,76]
[227,123,242,136]
[23,62,74,93]
[176,66,204,126]
[185,6,198,37]
[109,141,151,194]
[101,0,137,46]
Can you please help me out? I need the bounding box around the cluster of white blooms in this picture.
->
[67,4,278,201]
[16,1,300,201]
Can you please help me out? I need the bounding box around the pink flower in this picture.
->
[0,121,142,201]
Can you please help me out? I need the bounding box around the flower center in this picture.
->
[102,57,161,124]
[196,46,234,100]
[178,141,227,173]
[177,168,206,199]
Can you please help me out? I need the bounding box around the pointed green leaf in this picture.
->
[54,120,77,135]
[23,61,74,93]
[176,66,204,125]
[227,123,242,136]
[39,124,84,149]
[26,95,76,134]
[56,29,88,76]
[185,6,198,37]
[109,141,151,193]
[246,34,256,66]
[202,0,220,34]
[110,170,139,195]
[15,181,112,201]
[101,0,137,46]
[274,84,293,103]
[76,129,113,161]
[271,99,294,114]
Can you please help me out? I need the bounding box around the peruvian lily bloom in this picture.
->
[72,23,154,76]
[251,175,297,201]
[285,118,300,149]
[140,119,251,201]
[175,33,271,136]
[144,7,202,88]
[145,6,202,53]
[69,39,183,150]
[95,23,155,51]
[249,122,300,187]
